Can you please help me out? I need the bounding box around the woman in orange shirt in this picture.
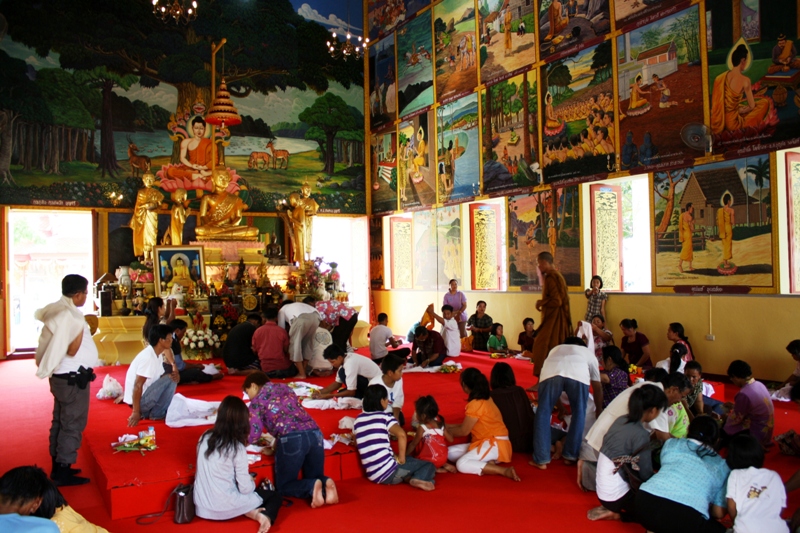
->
[445,368,521,481]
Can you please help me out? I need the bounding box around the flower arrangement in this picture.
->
[183,325,220,360]
[129,260,154,284]
[220,301,239,323]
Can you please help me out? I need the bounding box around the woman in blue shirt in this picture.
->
[634,416,729,533]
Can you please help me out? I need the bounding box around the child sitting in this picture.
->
[487,323,509,354]
[429,304,461,359]
[353,385,436,491]
[369,313,410,363]
[312,345,381,400]
[600,346,630,407]
[726,434,789,533]
[368,354,406,426]
[722,360,774,449]
[407,396,455,473]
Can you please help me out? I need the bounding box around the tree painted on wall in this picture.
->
[299,93,356,175]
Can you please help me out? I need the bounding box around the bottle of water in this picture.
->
[148,426,156,446]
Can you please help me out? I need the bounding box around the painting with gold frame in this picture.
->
[479,0,537,87]
[786,151,800,293]
[370,125,399,215]
[412,209,438,288]
[651,154,777,292]
[433,0,478,104]
[436,92,480,204]
[153,245,206,296]
[397,10,435,119]
[399,111,437,210]
[538,0,610,64]
[436,205,463,291]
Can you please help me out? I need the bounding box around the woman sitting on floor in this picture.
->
[487,323,509,354]
[518,317,536,355]
[600,346,630,407]
[667,322,694,362]
[194,396,283,533]
[620,318,652,368]
[589,314,614,366]
[489,362,534,454]
[588,384,667,522]
[34,471,109,532]
[655,343,688,374]
[446,368,520,481]
[634,416,729,533]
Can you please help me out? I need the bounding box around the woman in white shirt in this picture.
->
[194,396,281,532]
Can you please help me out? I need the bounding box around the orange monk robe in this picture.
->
[679,212,693,261]
[710,73,775,134]
[532,269,572,377]
[717,208,733,262]
[165,137,213,180]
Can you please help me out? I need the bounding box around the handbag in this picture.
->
[136,482,195,525]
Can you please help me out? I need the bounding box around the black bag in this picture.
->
[136,482,195,525]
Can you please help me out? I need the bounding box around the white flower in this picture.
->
[182,337,190,346]
[198,341,205,348]
[191,335,198,342]
[186,329,195,337]
[190,342,197,349]
[215,342,220,348]
[212,335,219,342]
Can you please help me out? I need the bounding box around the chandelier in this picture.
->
[152,0,198,24]
[326,2,367,60]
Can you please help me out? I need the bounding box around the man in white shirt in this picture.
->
[368,353,406,425]
[313,345,382,400]
[430,304,461,359]
[122,324,178,427]
[278,298,320,379]
[277,298,317,329]
[369,313,410,362]
[531,337,603,469]
[34,275,98,487]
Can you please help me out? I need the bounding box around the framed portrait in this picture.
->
[153,245,206,296]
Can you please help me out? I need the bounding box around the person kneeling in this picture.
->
[354,385,436,491]
[194,396,282,533]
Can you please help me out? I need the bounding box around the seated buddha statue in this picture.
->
[195,167,259,241]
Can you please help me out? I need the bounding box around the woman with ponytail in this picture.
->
[667,322,694,362]
[588,384,667,522]
[634,416,729,533]
[656,343,688,374]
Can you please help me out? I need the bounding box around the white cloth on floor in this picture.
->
[302,397,363,410]
[771,384,792,402]
[402,361,462,373]
[202,364,220,375]
[165,394,220,427]
[287,381,322,397]
[339,416,356,430]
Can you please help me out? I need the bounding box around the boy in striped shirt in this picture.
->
[353,385,436,490]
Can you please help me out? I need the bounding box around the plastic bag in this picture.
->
[96,374,123,400]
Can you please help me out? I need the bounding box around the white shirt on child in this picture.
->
[335,354,382,390]
[369,374,404,411]
[726,467,789,533]
[369,325,393,360]
[440,317,461,358]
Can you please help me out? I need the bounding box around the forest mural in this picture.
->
[0,0,366,214]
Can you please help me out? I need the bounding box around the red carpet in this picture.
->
[2,352,800,532]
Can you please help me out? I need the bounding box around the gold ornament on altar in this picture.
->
[195,167,259,240]
[278,181,319,266]
[131,170,165,262]
[205,79,242,130]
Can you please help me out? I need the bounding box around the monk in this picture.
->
[678,203,695,273]
[711,43,775,134]
[504,9,513,56]
[767,34,800,74]
[543,0,568,42]
[165,116,213,182]
[530,252,572,380]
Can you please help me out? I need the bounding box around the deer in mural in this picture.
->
[247,151,271,170]
[266,141,289,169]
[127,135,151,178]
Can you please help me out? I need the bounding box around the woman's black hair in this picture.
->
[727,360,752,379]
[204,396,250,459]
[461,367,490,401]
[142,297,164,341]
[490,323,503,336]
[362,384,388,412]
[686,416,720,458]
[626,384,667,424]
[644,367,668,384]
[669,343,688,374]
[522,317,534,327]
[490,362,516,389]
[592,313,605,324]
[787,340,800,357]
[669,322,695,361]
[31,479,67,519]
[603,345,631,384]
[620,318,638,330]
[726,434,765,470]
[415,395,443,425]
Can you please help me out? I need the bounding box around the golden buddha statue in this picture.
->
[278,182,319,264]
[131,170,164,261]
[195,167,259,241]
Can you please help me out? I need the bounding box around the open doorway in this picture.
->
[8,210,94,352]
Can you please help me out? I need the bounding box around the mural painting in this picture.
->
[369,216,385,290]
[397,10,435,119]
[433,0,479,104]
[399,111,437,210]
[481,70,541,196]
[478,0,537,86]
[541,41,615,186]
[706,0,800,158]
[370,126,399,215]
[613,0,688,33]
[538,0,610,63]
[508,186,581,288]
[368,0,431,41]
[436,205,463,291]
[616,5,704,172]
[652,154,775,290]
[390,216,413,288]
[436,93,481,204]
[369,35,397,132]
[0,1,367,214]
[412,209,438,288]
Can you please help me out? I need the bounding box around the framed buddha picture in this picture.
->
[153,245,206,296]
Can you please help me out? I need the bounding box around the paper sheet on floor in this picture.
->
[165,394,220,427]
[302,397,362,410]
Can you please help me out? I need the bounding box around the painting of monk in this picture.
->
[651,154,776,290]
[399,111,437,210]
[706,0,800,157]
[538,0,610,63]
[370,126,398,215]
[479,0,538,86]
